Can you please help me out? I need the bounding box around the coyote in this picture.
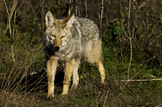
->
[44,11,106,100]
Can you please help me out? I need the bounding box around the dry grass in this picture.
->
[1,68,162,107]
[0,90,38,107]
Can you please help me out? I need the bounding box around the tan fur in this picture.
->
[71,57,81,89]
[98,55,106,84]
[62,58,75,95]
[54,38,62,47]
[46,56,58,100]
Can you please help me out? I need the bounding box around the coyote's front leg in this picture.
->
[71,57,81,90]
[47,56,58,100]
[62,58,75,95]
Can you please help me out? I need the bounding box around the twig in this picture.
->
[127,0,132,80]
[138,0,150,9]
[95,91,101,107]
[75,0,78,16]
[100,0,104,33]
[68,0,71,16]
[103,90,109,107]
[121,78,162,82]
[84,0,87,18]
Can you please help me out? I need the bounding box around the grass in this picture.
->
[0,33,162,107]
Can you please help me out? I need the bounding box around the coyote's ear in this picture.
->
[45,11,57,28]
[63,14,75,29]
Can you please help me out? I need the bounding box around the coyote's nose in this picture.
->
[55,46,60,51]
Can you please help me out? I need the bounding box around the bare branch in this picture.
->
[68,0,71,16]
[84,0,87,18]
[121,78,162,82]
[3,0,18,63]
[100,0,104,32]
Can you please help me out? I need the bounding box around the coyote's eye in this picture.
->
[51,35,56,38]
[61,36,65,39]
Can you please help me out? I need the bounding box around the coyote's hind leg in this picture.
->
[97,56,106,84]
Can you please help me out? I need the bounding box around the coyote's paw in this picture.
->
[101,79,107,85]
[70,84,78,90]
[47,94,54,101]
[62,91,68,95]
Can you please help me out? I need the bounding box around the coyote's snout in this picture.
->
[44,11,106,100]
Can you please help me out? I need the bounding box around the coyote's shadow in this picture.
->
[19,69,65,94]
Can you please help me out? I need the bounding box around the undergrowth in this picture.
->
[0,32,162,107]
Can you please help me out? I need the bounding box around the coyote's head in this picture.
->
[45,11,74,51]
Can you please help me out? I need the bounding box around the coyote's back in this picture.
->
[44,11,105,100]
